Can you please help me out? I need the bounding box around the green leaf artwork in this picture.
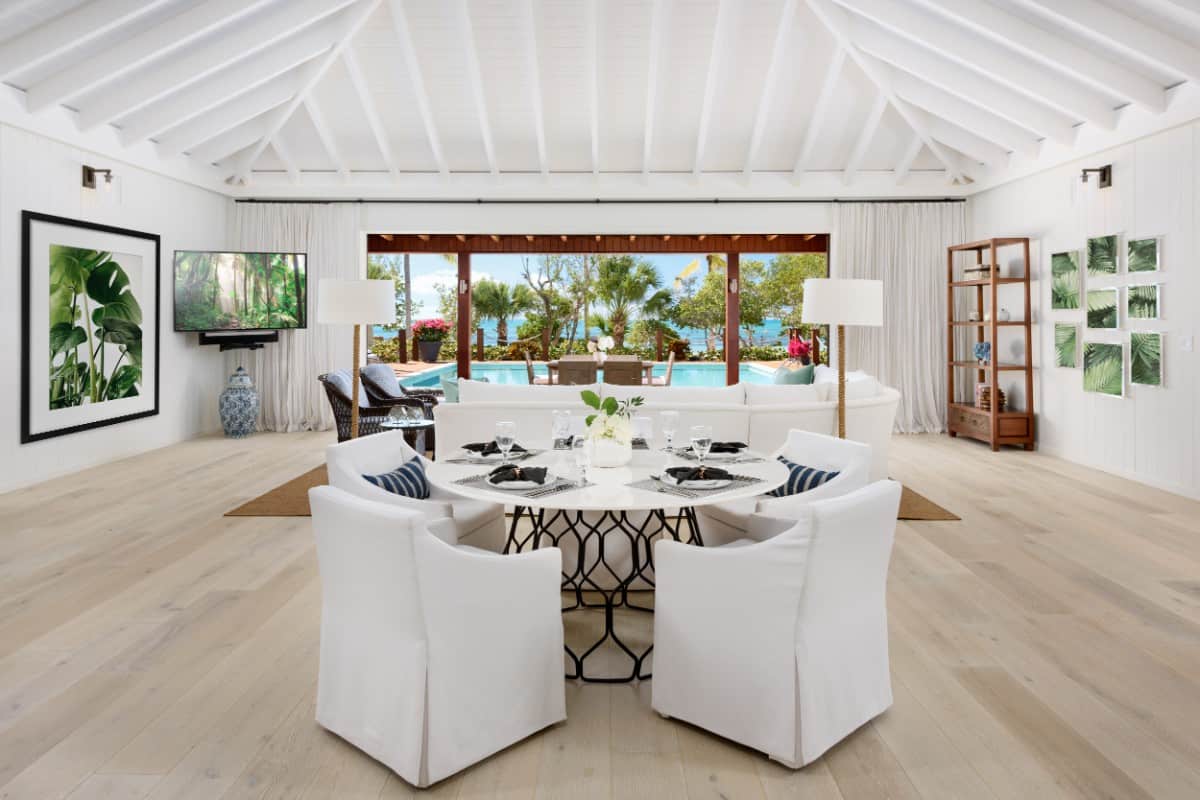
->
[1130,333,1162,386]
[1087,235,1118,276]
[1086,288,1118,329]
[1127,238,1158,273]
[1127,284,1159,320]
[48,245,142,409]
[1050,251,1079,310]
[1054,324,1077,368]
[1083,342,1123,396]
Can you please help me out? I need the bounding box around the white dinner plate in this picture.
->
[486,473,554,490]
[660,474,733,490]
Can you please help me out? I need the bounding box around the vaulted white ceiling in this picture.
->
[1,0,1198,199]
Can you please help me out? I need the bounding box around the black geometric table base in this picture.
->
[505,505,701,683]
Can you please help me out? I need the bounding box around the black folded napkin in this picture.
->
[666,465,733,483]
[708,441,747,454]
[487,464,549,484]
[464,441,528,456]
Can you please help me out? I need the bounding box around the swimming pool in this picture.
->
[399,361,776,388]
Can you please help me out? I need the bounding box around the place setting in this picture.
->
[451,420,590,499]
[629,423,767,499]
[443,420,546,464]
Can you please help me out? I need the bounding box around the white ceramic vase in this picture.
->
[591,437,632,467]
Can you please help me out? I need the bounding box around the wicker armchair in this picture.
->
[319,371,426,444]
[359,364,438,452]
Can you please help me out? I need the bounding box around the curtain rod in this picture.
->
[232,197,967,205]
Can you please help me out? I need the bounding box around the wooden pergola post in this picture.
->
[725,252,740,386]
[457,252,471,380]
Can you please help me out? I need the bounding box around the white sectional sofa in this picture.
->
[433,370,900,481]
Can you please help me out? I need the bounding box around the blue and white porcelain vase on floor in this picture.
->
[219,366,259,438]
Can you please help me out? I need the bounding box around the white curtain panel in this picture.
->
[831,202,966,433]
[225,203,362,432]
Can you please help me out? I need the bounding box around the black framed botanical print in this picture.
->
[21,211,160,443]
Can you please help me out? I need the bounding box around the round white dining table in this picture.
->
[427,445,789,682]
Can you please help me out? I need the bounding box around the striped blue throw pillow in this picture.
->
[363,457,430,499]
[768,456,840,497]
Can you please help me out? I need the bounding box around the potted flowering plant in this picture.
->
[580,389,643,467]
[586,335,616,364]
[787,336,812,365]
[413,318,449,362]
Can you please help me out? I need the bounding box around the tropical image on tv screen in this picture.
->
[174,251,306,331]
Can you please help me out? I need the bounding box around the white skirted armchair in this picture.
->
[651,480,903,768]
[309,486,566,787]
[325,430,506,552]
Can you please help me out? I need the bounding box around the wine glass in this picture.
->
[552,410,571,449]
[403,405,421,425]
[572,437,592,486]
[388,406,407,426]
[494,421,516,462]
[633,415,653,450]
[690,425,713,469]
[660,410,680,453]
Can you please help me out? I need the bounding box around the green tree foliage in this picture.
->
[473,278,536,344]
[367,254,421,332]
[175,252,305,331]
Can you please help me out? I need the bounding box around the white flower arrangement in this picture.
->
[598,335,615,352]
[580,389,643,443]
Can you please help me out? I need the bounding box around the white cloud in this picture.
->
[405,269,493,317]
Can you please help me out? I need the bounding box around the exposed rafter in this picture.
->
[843,92,888,184]
[271,131,300,183]
[912,0,1166,112]
[744,0,799,175]
[231,0,381,184]
[806,0,967,182]
[586,0,600,175]
[920,111,1009,165]
[192,117,274,165]
[833,0,1118,129]
[118,22,334,146]
[303,96,348,180]
[343,45,399,179]
[793,45,846,178]
[0,0,163,82]
[456,0,497,175]
[693,0,731,175]
[387,0,445,175]
[76,0,354,130]
[26,0,276,113]
[642,0,667,176]
[522,0,548,175]
[893,134,923,184]
[156,69,305,156]
[891,70,1040,158]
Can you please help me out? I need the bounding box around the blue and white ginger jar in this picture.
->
[219,366,259,438]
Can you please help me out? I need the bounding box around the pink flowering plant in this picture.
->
[412,318,450,342]
[787,337,811,359]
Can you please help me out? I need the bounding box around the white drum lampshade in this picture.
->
[801,278,883,438]
[317,279,397,438]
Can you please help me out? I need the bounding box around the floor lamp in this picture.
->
[317,279,397,438]
[801,279,884,438]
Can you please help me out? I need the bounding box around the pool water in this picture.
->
[400,361,776,388]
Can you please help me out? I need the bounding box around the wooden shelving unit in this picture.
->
[946,237,1035,451]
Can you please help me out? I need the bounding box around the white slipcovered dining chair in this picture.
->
[694,430,872,547]
[652,480,903,768]
[326,430,506,552]
[309,486,566,787]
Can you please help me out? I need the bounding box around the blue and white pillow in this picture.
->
[768,456,840,497]
[363,457,430,499]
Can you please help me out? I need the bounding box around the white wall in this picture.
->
[0,125,230,493]
[968,122,1198,498]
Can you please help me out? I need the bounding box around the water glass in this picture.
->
[690,425,713,468]
[494,421,516,462]
[552,410,572,449]
[633,416,653,449]
[572,437,592,486]
[660,410,680,452]
[388,406,407,426]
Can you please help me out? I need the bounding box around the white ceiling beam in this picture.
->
[919,110,1009,165]
[303,96,348,180]
[893,133,923,184]
[342,46,399,180]
[231,0,381,184]
[0,0,166,82]
[693,0,731,175]
[387,0,447,175]
[155,68,309,156]
[912,0,1166,112]
[891,71,1040,158]
[843,92,887,184]
[270,131,301,183]
[26,0,276,112]
[806,0,967,182]
[77,0,354,130]
[455,0,497,175]
[118,24,335,146]
[522,0,548,175]
[743,0,798,175]
[792,45,845,178]
[642,0,667,175]
[1015,0,1200,85]
[586,0,600,175]
[851,20,1077,145]
[832,0,1118,129]
[191,117,275,165]
[0,0,50,30]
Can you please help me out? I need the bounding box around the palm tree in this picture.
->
[594,255,671,348]
[472,279,535,345]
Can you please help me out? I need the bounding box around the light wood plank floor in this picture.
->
[3,433,1200,799]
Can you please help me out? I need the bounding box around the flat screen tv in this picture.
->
[173,250,306,332]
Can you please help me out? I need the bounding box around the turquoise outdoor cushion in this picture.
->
[773,362,815,385]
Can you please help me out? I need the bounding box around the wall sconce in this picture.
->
[82,165,114,189]
[729,278,739,294]
[1080,165,1112,188]
[458,279,468,295]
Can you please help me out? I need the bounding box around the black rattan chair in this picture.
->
[319,371,428,446]
[359,364,438,452]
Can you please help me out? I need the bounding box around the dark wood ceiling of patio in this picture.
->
[367,233,828,254]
